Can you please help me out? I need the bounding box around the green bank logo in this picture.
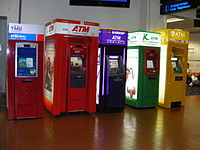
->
[143,34,149,40]
[143,34,158,41]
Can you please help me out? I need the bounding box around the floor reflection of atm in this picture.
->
[155,29,189,108]
[97,28,128,112]
[7,23,44,120]
[44,19,99,115]
[126,31,160,108]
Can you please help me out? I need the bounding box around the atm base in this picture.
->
[96,104,124,113]
[125,99,157,109]
[159,101,183,109]
[171,101,181,108]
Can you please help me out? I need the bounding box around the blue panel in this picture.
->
[17,47,37,77]
[8,33,36,41]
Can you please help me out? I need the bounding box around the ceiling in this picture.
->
[166,9,200,33]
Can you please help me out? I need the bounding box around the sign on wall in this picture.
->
[160,0,198,15]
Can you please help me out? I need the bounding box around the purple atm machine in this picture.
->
[97,28,128,112]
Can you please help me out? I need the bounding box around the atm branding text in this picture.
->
[72,26,90,33]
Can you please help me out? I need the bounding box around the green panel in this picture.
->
[125,46,160,108]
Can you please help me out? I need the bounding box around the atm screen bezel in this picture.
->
[15,42,38,78]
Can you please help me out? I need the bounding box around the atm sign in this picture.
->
[72,26,90,33]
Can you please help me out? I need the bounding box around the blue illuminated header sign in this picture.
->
[160,0,198,14]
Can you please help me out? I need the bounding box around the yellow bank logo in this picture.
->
[170,31,186,38]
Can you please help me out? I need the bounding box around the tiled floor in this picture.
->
[1,95,200,150]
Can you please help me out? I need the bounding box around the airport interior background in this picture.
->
[1,0,200,150]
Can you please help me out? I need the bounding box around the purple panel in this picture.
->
[99,29,128,46]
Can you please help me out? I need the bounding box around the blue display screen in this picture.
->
[160,1,197,14]
[100,0,127,2]
[70,0,130,7]
[17,47,37,77]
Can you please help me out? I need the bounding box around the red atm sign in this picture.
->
[72,26,90,33]
[45,22,99,37]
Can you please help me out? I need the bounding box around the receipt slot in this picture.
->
[7,23,44,120]
[155,29,189,108]
[44,19,99,115]
[126,31,160,108]
[97,28,128,112]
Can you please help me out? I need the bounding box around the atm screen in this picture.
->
[71,57,83,67]
[147,60,154,69]
[171,58,183,74]
[16,46,37,77]
[171,61,177,68]
[109,59,119,68]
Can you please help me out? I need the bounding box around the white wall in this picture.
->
[0,0,165,31]
[0,0,19,23]
[188,33,200,72]
[149,0,166,31]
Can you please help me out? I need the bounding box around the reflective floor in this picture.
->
[1,95,200,150]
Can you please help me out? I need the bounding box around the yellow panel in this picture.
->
[154,29,189,108]
[155,29,190,45]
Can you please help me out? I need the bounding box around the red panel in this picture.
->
[44,27,98,115]
[45,19,81,26]
[144,48,160,75]
[67,88,87,111]
[37,34,44,41]
[7,41,16,120]
[66,40,88,112]
[84,22,100,26]
[15,78,36,105]
[86,37,98,113]
[46,19,100,27]
[7,40,44,120]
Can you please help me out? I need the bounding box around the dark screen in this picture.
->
[70,0,130,7]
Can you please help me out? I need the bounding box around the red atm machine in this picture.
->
[7,23,44,120]
[44,19,99,115]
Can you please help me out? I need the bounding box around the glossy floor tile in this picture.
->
[1,94,200,150]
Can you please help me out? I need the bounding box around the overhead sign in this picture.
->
[155,29,190,45]
[160,0,198,14]
[8,23,44,41]
[99,28,128,46]
[128,31,161,47]
[45,19,100,37]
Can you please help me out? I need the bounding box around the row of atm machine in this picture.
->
[6,19,190,119]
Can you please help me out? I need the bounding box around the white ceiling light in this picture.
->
[166,18,184,23]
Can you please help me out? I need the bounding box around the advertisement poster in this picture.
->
[126,49,139,100]
[44,43,55,103]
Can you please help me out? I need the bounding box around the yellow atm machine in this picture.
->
[155,29,189,108]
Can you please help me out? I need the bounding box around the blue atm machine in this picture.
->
[97,28,128,112]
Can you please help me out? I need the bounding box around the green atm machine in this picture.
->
[125,31,161,108]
